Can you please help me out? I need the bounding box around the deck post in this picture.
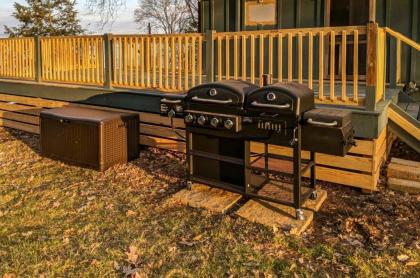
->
[34,36,41,83]
[206,30,216,83]
[366,22,379,111]
[104,33,113,90]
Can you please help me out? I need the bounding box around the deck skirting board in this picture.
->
[0,94,391,191]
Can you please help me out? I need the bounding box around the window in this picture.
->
[245,0,277,26]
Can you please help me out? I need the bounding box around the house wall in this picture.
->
[202,0,419,84]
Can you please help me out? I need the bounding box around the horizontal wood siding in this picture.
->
[0,94,389,190]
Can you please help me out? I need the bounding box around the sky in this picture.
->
[0,0,140,37]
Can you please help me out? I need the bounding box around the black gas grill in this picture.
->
[182,80,259,192]
[160,80,355,220]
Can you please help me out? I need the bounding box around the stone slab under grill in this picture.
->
[169,183,242,213]
[236,182,327,235]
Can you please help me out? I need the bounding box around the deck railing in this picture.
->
[212,26,367,105]
[385,27,420,88]
[0,37,35,80]
[0,24,392,109]
[40,36,105,85]
[111,34,203,91]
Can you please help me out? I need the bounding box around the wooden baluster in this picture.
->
[259,34,264,86]
[124,37,128,85]
[158,37,163,89]
[178,36,182,91]
[118,38,123,85]
[171,37,176,89]
[341,31,347,101]
[140,37,145,87]
[134,37,139,87]
[308,32,313,89]
[129,37,133,86]
[278,33,283,82]
[217,36,222,81]
[319,31,324,100]
[225,35,230,80]
[268,34,273,79]
[288,33,293,82]
[353,30,359,103]
[250,34,255,84]
[191,36,196,87]
[330,31,335,101]
[234,35,238,80]
[298,32,303,84]
[146,37,150,88]
[184,36,189,90]
[198,36,203,85]
[165,37,169,89]
[396,38,401,84]
[242,35,247,81]
[152,37,156,87]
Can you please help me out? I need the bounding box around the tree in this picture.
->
[4,0,85,37]
[184,0,199,32]
[85,0,125,29]
[134,0,198,34]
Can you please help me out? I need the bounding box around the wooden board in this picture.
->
[387,163,420,182]
[236,182,327,235]
[0,118,39,134]
[388,178,420,194]
[168,183,242,214]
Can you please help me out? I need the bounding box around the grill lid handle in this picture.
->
[251,101,291,109]
[192,96,233,104]
[307,118,338,127]
[161,98,182,104]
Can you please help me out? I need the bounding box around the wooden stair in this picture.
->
[388,103,420,153]
[387,158,420,193]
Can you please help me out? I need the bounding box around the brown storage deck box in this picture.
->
[40,107,139,171]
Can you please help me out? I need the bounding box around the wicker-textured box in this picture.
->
[40,107,139,171]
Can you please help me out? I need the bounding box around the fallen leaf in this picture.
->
[397,254,409,262]
[405,261,418,267]
[179,241,195,247]
[126,210,137,217]
[126,245,140,265]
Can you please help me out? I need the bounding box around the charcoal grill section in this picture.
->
[302,108,356,156]
[243,82,318,220]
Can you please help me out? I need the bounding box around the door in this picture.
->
[325,0,369,79]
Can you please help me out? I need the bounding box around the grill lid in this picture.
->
[186,80,259,107]
[245,82,315,116]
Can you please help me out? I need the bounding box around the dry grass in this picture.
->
[0,127,419,277]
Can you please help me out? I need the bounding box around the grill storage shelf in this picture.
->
[40,107,139,171]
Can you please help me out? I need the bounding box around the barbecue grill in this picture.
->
[182,80,259,191]
[160,79,355,220]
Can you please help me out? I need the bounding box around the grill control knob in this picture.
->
[224,119,234,130]
[210,117,220,128]
[197,115,207,126]
[184,114,194,123]
[168,109,176,118]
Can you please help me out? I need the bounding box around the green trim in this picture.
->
[236,0,241,31]
[34,36,41,83]
[104,33,113,90]
[277,0,282,29]
[205,30,215,83]
[410,0,418,81]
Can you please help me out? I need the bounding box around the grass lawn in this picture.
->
[0,127,419,277]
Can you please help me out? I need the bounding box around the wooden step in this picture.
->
[388,178,420,194]
[387,159,420,182]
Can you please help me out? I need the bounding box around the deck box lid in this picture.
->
[41,107,137,123]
